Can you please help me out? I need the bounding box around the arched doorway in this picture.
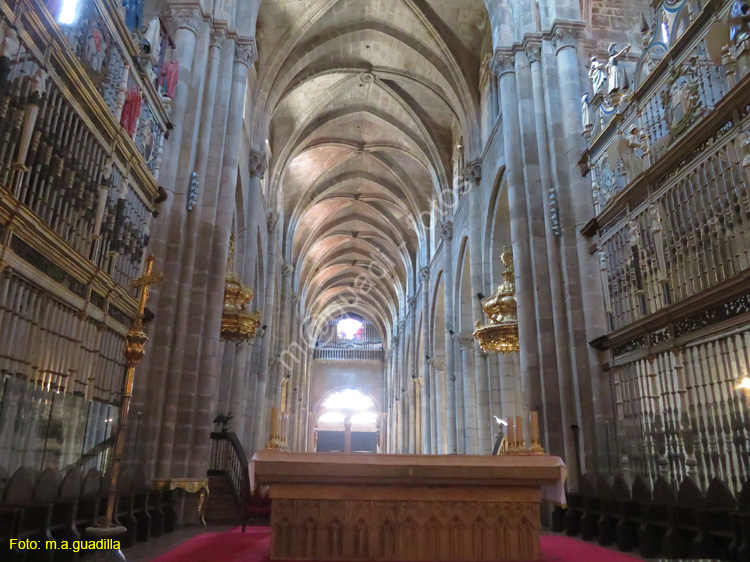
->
[314,389,380,453]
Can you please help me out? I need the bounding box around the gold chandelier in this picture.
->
[221,234,262,342]
[473,247,520,354]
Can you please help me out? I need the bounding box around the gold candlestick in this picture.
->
[101,255,162,528]
[529,411,545,454]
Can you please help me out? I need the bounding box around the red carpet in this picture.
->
[150,527,643,562]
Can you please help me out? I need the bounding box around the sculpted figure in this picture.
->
[581,92,594,135]
[730,2,750,51]
[606,43,632,95]
[142,18,162,66]
[0,23,20,59]
[160,59,179,98]
[85,22,107,72]
[588,55,607,95]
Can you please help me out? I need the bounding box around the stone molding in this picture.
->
[270,497,540,561]
[440,220,453,241]
[463,159,482,184]
[249,149,267,178]
[170,6,202,35]
[267,213,279,233]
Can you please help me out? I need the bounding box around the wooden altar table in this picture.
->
[250,451,566,562]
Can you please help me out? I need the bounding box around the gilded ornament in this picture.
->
[221,234,262,342]
[473,247,520,354]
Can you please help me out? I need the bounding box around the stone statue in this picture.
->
[0,23,20,59]
[142,18,162,66]
[581,92,594,136]
[588,55,607,96]
[628,219,640,248]
[123,0,144,32]
[30,68,48,97]
[606,43,632,95]
[120,87,142,137]
[85,22,108,73]
[730,2,750,51]
[159,59,179,99]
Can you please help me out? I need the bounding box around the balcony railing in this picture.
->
[313,348,384,361]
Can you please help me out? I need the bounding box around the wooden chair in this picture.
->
[616,474,651,552]
[597,474,626,547]
[74,469,102,538]
[130,468,153,542]
[49,467,82,561]
[661,477,705,558]
[580,474,607,541]
[564,474,595,537]
[1,506,26,562]
[2,467,54,562]
[638,474,676,558]
[693,477,736,560]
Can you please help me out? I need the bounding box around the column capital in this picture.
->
[440,220,453,241]
[210,26,227,49]
[392,335,400,346]
[491,49,515,77]
[455,333,475,350]
[462,159,482,184]
[398,319,406,332]
[235,39,258,68]
[170,6,202,35]
[407,296,416,310]
[551,21,585,54]
[419,267,430,283]
[282,262,294,278]
[523,39,542,64]
[292,293,300,305]
[249,149,267,178]
[386,349,394,360]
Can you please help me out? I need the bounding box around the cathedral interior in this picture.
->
[2,0,750,561]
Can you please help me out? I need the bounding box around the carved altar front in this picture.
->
[250,451,566,562]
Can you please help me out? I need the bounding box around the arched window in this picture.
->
[336,318,364,342]
[322,389,374,412]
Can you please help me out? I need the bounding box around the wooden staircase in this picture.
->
[205,474,241,524]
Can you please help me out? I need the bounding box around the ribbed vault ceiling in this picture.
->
[254,0,487,341]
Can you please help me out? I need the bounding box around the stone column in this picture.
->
[186,41,255,476]
[552,24,609,475]
[385,349,393,452]
[408,298,417,453]
[525,41,575,460]
[273,263,294,418]
[252,213,279,452]
[441,220,457,454]
[391,336,400,453]
[457,333,478,454]
[138,5,202,479]
[419,267,431,454]
[465,161,491,454]
[289,293,300,450]
[492,50,538,439]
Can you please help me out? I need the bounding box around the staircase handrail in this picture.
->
[209,431,250,527]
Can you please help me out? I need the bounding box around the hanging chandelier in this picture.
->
[221,234,262,343]
[473,247,520,354]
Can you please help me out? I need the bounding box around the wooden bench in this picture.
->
[2,467,54,562]
[597,474,626,547]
